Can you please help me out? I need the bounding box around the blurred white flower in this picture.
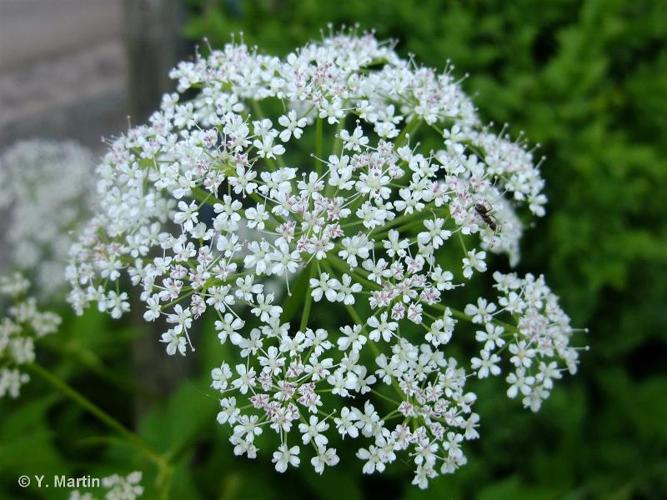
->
[0,140,94,298]
[69,471,143,500]
[0,273,60,399]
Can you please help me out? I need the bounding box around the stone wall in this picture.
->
[0,0,127,151]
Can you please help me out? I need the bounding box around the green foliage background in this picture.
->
[1,0,665,498]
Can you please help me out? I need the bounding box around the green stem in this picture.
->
[25,363,164,467]
[457,231,468,254]
[191,186,222,205]
[315,116,324,174]
[299,263,317,331]
[328,255,378,291]
[250,99,265,120]
[395,116,421,148]
[332,116,346,156]
[156,465,175,500]
[371,388,400,405]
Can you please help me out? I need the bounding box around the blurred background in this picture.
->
[0,0,125,149]
[1,0,666,498]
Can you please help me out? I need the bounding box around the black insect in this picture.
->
[474,202,498,232]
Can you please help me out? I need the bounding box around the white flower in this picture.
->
[278,111,307,142]
[298,416,329,447]
[251,294,280,321]
[383,230,409,258]
[357,445,385,474]
[471,350,501,378]
[160,330,186,356]
[340,125,369,152]
[311,446,340,474]
[462,250,487,279]
[464,298,497,324]
[367,313,397,342]
[506,368,534,399]
[310,272,339,302]
[166,304,192,334]
[254,136,285,159]
[215,313,244,343]
[337,324,366,352]
[272,444,300,473]
[336,274,362,305]
[211,363,233,391]
[426,312,455,346]
[232,364,256,394]
[335,407,360,438]
[102,291,130,319]
[475,323,505,351]
[418,218,451,249]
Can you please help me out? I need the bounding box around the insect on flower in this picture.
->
[474,202,499,232]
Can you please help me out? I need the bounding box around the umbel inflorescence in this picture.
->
[67,31,582,487]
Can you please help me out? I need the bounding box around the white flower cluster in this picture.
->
[468,272,582,411]
[66,31,577,487]
[0,139,95,297]
[69,471,143,500]
[0,273,61,398]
